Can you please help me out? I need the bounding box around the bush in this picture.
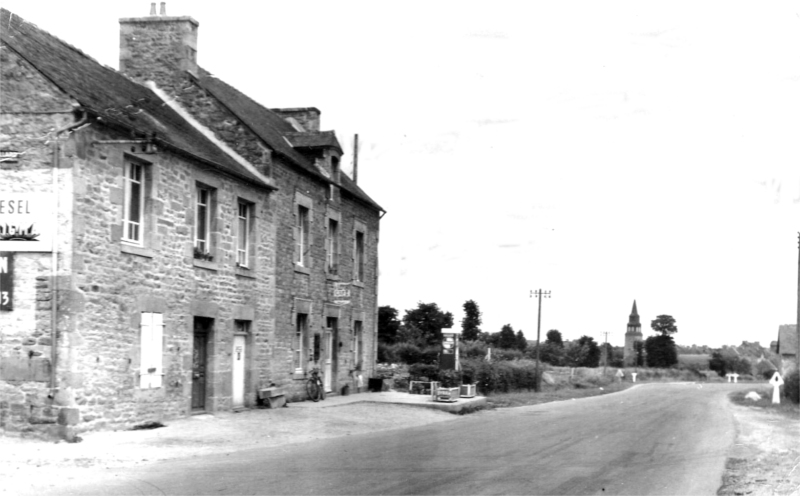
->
[784,369,799,405]
[463,358,540,394]
[460,340,488,359]
[393,342,423,364]
[377,342,396,364]
[492,348,525,361]
[408,363,439,381]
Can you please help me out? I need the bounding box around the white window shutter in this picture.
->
[140,313,152,389]
[151,313,164,388]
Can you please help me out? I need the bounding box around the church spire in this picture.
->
[628,300,640,327]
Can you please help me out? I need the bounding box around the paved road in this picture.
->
[53,383,739,495]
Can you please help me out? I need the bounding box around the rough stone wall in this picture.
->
[0,44,77,437]
[68,125,275,431]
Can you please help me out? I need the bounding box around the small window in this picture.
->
[140,312,164,388]
[327,218,339,275]
[122,160,145,245]
[354,230,365,282]
[294,313,308,372]
[237,201,253,268]
[353,320,363,369]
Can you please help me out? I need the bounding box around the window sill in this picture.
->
[294,264,311,275]
[326,273,341,281]
[292,371,306,380]
[235,266,256,279]
[352,281,365,288]
[193,258,219,271]
[120,243,154,259]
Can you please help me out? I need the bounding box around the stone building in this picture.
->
[623,300,642,367]
[0,5,382,438]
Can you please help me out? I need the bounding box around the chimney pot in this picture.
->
[149,3,156,15]
[160,2,166,15]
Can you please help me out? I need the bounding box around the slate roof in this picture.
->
[193,69,383,213]
[777,325,798,356]
[0,8,272,189]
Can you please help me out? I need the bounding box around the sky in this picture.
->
[3,0,800,348]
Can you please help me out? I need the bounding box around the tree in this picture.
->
[651,315,678,335]
[546,329,563,347]
[644,335,678,368]
[400,302,454,347]
[538,342,566,366]
[497,324,518,349]
[461,300,482,341]
[709,350,752,377]
[515,330,528,351]
[378,306,401,345]
[633,340,646,367]
[564,336,600,367]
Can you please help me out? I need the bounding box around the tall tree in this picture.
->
[461,300,482,341]
[497,324,518,349]
[546,329,563,347]
[576,335,601,367]
[645,314,678,367]
[400,302,454,347]
[651,315,678,335]
[378,305,401,345]
[633,340,646,367]
[644,335,678,368]
[515,330,528,351]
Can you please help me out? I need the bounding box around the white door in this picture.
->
[232,335,245,408]
[324,330,333,392]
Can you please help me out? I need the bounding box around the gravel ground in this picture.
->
[0,402,457,495]
[719,401,800,496]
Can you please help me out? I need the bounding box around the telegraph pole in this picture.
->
[600,331,612,375]
[531,289,551,392]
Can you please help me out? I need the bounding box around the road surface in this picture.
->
[49,383,738,495]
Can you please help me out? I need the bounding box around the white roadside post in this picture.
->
[631,372,637,383]
[769,372,784,405]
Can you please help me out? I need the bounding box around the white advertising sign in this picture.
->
[0,193,54,252]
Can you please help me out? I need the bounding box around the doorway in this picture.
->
[324,317,338,393]
[232,334,246,409]
[192,318,212,412]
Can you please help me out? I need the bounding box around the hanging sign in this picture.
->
[0,252,13,311]
[0,193,54,252]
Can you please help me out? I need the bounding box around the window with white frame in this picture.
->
[122,160,145,245]
[294,313,308,372]
[140,312,164,388]
[195,185,215,258]
[295,205,310,267]
[326,218,339,275]
[237,201,253,267]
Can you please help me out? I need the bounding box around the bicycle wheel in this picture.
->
[306,378,321,402]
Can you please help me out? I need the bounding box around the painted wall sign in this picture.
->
[332,282,351,305]
[0,193,54,252]
[0,252,13,311]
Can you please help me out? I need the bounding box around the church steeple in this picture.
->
[628,300,640,327]
[624,300,643,367]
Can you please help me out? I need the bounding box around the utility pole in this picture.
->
[531,289,551,392]
[600,331,612,375]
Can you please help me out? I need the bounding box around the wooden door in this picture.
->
[192,319,210,411]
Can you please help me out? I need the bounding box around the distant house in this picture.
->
[776,325,798,375]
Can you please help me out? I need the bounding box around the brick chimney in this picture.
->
[119,2,199,85]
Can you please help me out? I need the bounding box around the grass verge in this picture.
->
[482,382,634,409]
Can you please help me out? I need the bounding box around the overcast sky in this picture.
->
[4,0,800,348]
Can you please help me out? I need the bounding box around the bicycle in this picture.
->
[306,367,326,402]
